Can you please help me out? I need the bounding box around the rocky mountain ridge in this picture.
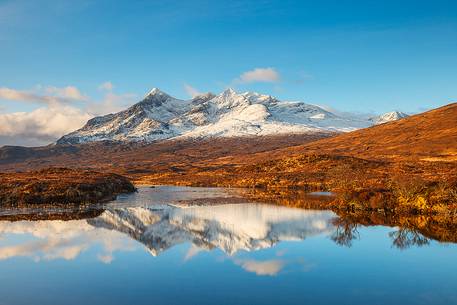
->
[57,88,407,144]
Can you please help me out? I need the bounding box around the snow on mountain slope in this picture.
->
[370,111,409,125]
[57,88,405,144]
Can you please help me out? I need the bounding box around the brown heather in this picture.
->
[0,103,456,216]
[0,168,136,207]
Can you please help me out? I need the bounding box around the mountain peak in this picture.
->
[146,87,169,97]
[371,111,409,125]
[385,110,408,117]
[221,87,237,96]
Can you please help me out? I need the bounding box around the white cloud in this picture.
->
[0,87,30,100]
[183,83,202,98]
[45,86,88,101]
[87,92,136,116]
[0,87,58,105]
[234,258,284,276]
[98,81,114,91]
[0,105,92,145]
[237,67,280,84]
[97,254,114,264]
[0,86,87,106]
[0,219,137,263]
[0,84,137,146]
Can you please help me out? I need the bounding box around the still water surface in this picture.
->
[0,186,456,305]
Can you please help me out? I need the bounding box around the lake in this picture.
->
[0,186,456,305]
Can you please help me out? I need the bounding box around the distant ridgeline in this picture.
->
[57,87,406,144]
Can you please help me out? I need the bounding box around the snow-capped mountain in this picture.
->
[57,88,406,144]
[370,111,409,125]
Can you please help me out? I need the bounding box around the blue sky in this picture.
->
[0,0,456,145]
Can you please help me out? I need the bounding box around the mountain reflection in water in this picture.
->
[89,204,334,256]
[0,186,454,264]
[0,203,334,262]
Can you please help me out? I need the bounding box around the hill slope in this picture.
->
[133,103,457,202]
[296,102,457,161]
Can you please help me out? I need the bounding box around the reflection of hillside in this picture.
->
[0,208,104,222]
[239,188,457,245]
[332,211,457,246]
[89,204,336,256]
